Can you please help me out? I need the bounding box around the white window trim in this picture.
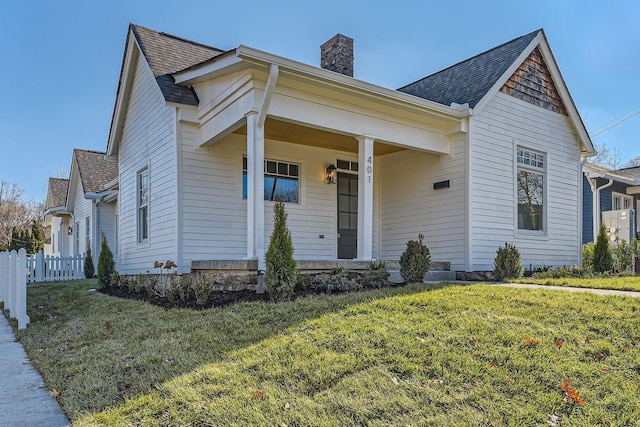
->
[612,192,632,211]
[137,166,150,245]
[515,145,548,238]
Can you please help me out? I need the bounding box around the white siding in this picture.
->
[71,179,93,257]
[180,131,379,269]
[379,138,468,270]
[117,54,177,274]
[469,92,581,270]
[97,201,117,259]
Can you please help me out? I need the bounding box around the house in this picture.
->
[44,177,70,256]
[44,149,119,267]
[583,163,640,244]
[105,24,594,279]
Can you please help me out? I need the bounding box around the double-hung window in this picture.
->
[612,192,632,211]
[516,147,545,232]
[242,157,300,203]
[137,168,149,243]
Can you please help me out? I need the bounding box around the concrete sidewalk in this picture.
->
[496,282,640,298]
[0,314,69,427]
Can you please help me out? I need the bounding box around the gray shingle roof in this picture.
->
[74,149,118,194]
[397,30,540,108]
[130,24,225,105]
[613,166,640,179]
[46,178,69,209]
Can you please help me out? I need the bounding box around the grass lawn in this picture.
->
[12,279,640,426]
[511,276,640,292]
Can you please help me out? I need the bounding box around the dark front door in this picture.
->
[337,172,358,259]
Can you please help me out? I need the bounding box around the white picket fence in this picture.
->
[0,249,30,329]
[1,251,85,330]
[26,252,85,283]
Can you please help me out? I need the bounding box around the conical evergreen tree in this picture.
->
[84,246,95,278]
[97,234,115,287]
[30,220,44,254]
[593,221,613,273]
[265,201,297,297]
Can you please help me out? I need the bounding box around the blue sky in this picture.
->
[1,0,638,201]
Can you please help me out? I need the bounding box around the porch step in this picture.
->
[388,260,455,283]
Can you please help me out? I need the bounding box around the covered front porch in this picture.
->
[175,51,469,273]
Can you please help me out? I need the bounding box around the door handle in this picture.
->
[337,233,341,238]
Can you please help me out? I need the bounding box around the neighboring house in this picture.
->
[60,149,119,266]
[105,24,594,276]
[583,163,640,244]
[44,177,71,256]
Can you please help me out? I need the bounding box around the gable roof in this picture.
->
[398,30,540,108]
[130,24,225,105]
[73,149,119,194]
[46,178,69,209]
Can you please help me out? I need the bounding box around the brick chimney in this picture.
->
[320,34,354,77]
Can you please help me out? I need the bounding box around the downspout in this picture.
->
[591,177,613,240]
[254,63,279,272]
[86,190,116,265]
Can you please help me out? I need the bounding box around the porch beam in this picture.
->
[356,135,374,260]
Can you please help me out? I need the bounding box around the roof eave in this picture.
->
[174,45,468,121]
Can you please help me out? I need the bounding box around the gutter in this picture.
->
[588,175,613,241]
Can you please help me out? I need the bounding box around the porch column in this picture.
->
[246,112,266,268]
[356,135,374,260]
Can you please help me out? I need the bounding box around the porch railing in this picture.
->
[0,249,30,329]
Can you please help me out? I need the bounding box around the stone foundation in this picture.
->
[456,271,495,281]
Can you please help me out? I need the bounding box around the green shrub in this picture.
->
[313,267,360,292]
[399,234,431,283]
[295,273,312,292]
[593,222,613,273]
[83,247,95,279]
[97,235,116,287]
[361,261,390,288]
[613,238,635,273]
[193,275,212,305]
[493,242,524,281]
[170,276,192,302]
[109,271,120,288]
[265,201,298,297]
[582,243,595,273]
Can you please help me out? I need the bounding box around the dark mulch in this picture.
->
[99,286,271,310]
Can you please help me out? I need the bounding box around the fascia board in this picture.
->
[235,45,468,120]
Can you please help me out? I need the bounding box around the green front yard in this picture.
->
[11,279,640,426]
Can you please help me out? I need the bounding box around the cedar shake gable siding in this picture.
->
[500,47,567,115]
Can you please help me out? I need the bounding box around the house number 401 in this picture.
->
[367,156,372,182]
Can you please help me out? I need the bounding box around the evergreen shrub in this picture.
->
[399,234,431,283]
[493,242,524,281]
[265,201,297,297]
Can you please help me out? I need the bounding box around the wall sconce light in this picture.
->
[67,226,73,235]
[326,164,337,184]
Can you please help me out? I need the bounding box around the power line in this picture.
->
[591,105,640,137]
